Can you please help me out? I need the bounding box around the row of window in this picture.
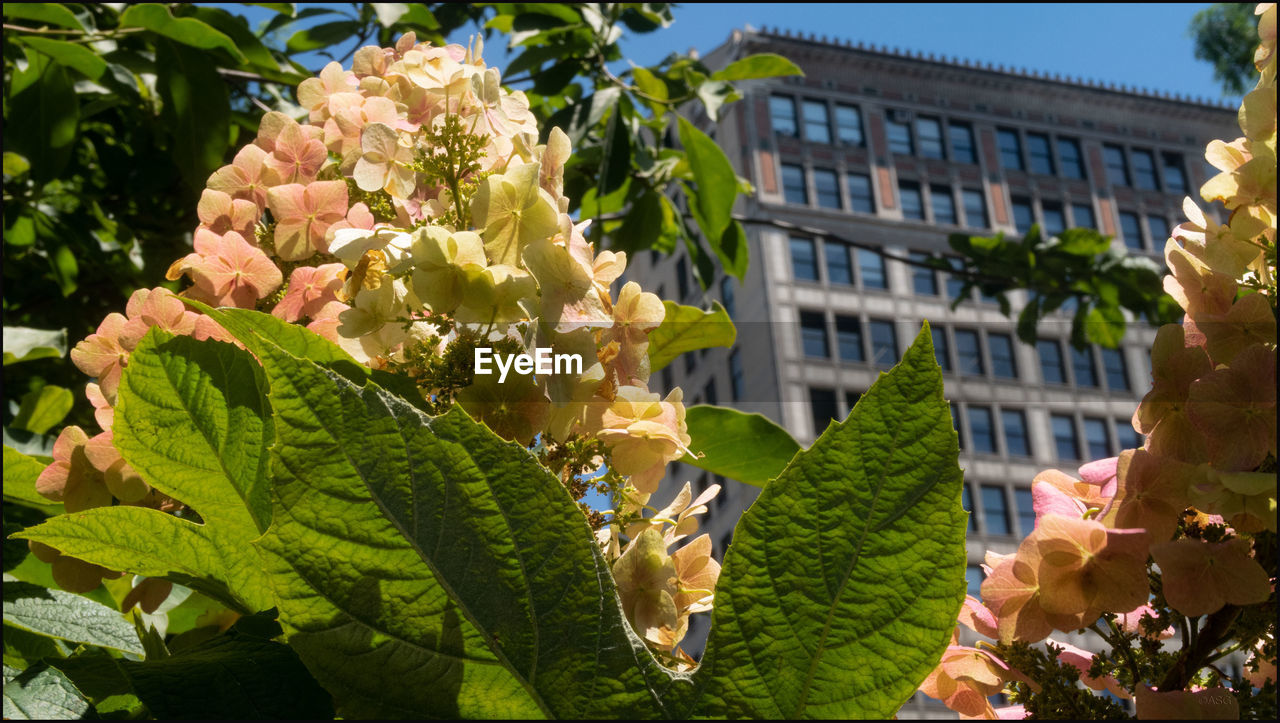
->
[1011,196,1172,252]
[780,163,991,228]
[769,94,1190,193]
[963,483,1037,541]
[791,236,993,303]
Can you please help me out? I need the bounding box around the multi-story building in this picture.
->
[618,25,1238,716]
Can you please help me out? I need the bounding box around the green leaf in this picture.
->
[245,2,295,15]
[14,37,105,80]
[1084,305,1126,348]
[2,663,89,720]
[691,323,967,718]
[2,327,66,366]
[681,406,800,486]
[5,48,78,183]
[2,4,82,29]
[711,52,804,81]
[647,300,736,372]
[12,386,72,435]
[155,38,230,190]
[118,3,247,63]
[2,582,144,656]
[712,219,748,280]
[242,339,676,719]
[2,446,59,514]
[2,152,30,178]
[677,116,736,243]
[1055,227,1110,256]
[286,20,360,52]
[20,332,273,613]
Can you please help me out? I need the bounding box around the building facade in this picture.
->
[617,26,1238,716]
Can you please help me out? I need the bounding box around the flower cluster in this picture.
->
[922,4,1277,718]
[42,33,717,653]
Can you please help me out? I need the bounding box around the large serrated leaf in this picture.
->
[647,300,735,372]
[2,663,89,720]
[2,581,143,656]
[681,405,799,486]
[687,323,967,718]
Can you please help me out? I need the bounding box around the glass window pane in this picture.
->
[814,168,841,209]
[950,122,976,164]
[1084,417,1111,459]
[1131,149,1159,190]
[844,390,862,417]
[790,236,817,281]
[1042,202,1066,236]
[962,485,975,531]
[1162,152,1187,193]
[1119,211,1144,250]
[917,116,945,159]
[998,128,1023,170]
[966,565,984,596]
[835,104,864,146]
[899,180,924,220]
[963,189,988,229]
[1038,340,1065,384]
[989,333,1017,378]
[858,249,888,290]
[676,256,689,299]
[1058,137,1085,179]
[800,310,829,358]
[825,242,852,285]
[931,185,957,224]
[981,485,1011,536]
[1012,197,1035,233]
[1002,410,1031,457]
[946,259,968,303]
[932,327,951,371]
[1072,347,1098,387]
[1104,144,1130,186]
[809,387,837,434]
[1026,132,1055,175]
[836,315,864,362]
[770,95,797,137]
[802,99,830,143]
[782,164,807,204]
[848,173,874,213]
[951,402,963,450]
[1052,414,1079,460]
[720,276,736,319]
[887,117,913,155]
[703,378,718,406]
[1101,347,1129,391]
[1014,487,1036,535]
[1115,419,1142,451]
[1147,215,1168,248]
[729,348,743,401]
[969,406,996,453]
[955,329,984,375]
[910,251,939,295]
[869,320,898,366]
[1072,203,1096,229]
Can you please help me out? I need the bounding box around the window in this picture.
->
[802,99,830,143]
[969,406,997,454]
[945,258,968,302]
[844,390,862,416]
[661,365,673,394]
[703,378,718,406]
[955,329,984,375]
[800,310,829,358]
[1038,339,1066,384]
[1146,214,1168,248]
[835,104,864,146]
[989,333,1017,378]
[1101,347,1129,391]
[1058,137,1085,179]
[966,564,984,596]
[1072,203,1096,229]
[814,168,841,209]
[963,189,989,229]
[729,348,743,401]
[1131,149,1159,190]
[676,256,690,299]
[962,484,974,530]
[809,387,837,434]
[1071,346,1098,387]
[899,180,924,220]
[782,163,807,204]
[917,116,945,159]
[685,349,696,375]
[951,402,963,449]
[836,315,864,362]
[887,115,913,155]
[1115,419,1141,451]
[770,95,797,137]
[1052,414,1080,460]
[931,185,957,225]
[1026,132,1055,175]
[1002,410,1031,457]
[790,236,817,281]
[981,485,1011,536]
[824,242,852,285]
[932,327,951,371]
[1012,196,1035,233]
[1014,487,1036,535]
[997,128,1024,170]
[868,320,898,366]
[1084,417,1111,459]
[848,173,874,213]
[1103,144,1130,186]
[950,122,976,164]
[910,251,939,295]
[1042,201,1066,236]
[858,249,888,290]
[720,277,735,319]
[1162,151,1187,193]
[1119,211,1144,250]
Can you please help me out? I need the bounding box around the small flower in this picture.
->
[267,181,350,260]
[1149,538,1271,617]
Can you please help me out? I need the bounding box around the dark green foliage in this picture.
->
[1189,3,1260,97]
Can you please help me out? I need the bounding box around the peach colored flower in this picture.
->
[167,230,283,308]
[267,181,349,260]
[207,144,271,210]
[1149,538,1271,617]
[273,263,346,322]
